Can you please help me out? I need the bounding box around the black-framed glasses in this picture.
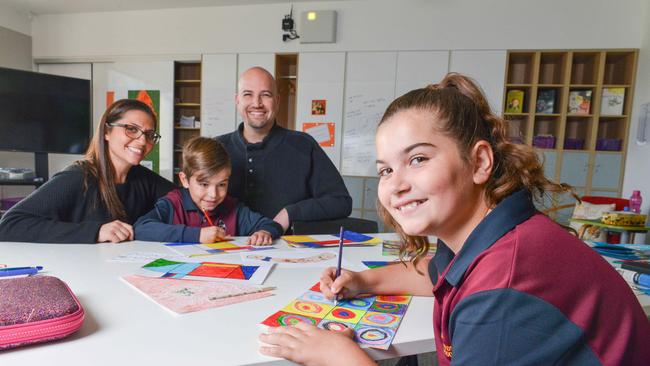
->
[107,122,161,143]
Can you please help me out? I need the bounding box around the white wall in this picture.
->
[0,4,31,36]
[31,0,644,60]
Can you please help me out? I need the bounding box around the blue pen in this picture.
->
[0,266,43,277]
[334,226,344,304]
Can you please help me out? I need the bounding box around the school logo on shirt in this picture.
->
[441,335,452,358]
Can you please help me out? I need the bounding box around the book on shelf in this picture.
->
[505,90,524,113]
[568,90,592,115]
[600,87,625,115]
[535,89,556,114]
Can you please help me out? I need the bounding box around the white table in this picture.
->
[0,234,435,365]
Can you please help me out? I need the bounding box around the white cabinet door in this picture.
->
[592,153,622,190]
[560,152,589,187]
[537,150,557,181]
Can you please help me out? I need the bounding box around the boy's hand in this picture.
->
[199,226,228,243]
[248,230,273,246]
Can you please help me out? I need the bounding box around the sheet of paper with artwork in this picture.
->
[122,275,274,315]
[138,258,274,285]
[165,240,274,258]
[240,250,354,269]
[260,283,411,350]
[282,231,381,249]
[108,251,186,263]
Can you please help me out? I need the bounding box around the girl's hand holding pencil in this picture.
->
[319,267,363,301]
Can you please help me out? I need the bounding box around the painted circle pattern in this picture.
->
[347,298,371,308]
[357,326,394,345]
[330,307,356,320]
[371,302,399,313]
[294,301,323,314]
[321,321,350,332]
[377,295,408,303]
[278,314,317,326]
[363,312,398,326]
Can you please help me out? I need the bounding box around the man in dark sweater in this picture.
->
[217,67,351,232]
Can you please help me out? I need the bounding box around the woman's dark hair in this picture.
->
[377,73,574,266]
[77,99,158,220]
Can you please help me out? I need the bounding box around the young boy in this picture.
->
[135,137,283,245]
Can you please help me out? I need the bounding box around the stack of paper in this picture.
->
[591,242,650,261]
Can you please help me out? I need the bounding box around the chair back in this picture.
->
[582,196,630,211]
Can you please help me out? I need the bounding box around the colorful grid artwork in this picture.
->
[283,231,381,249]
[140,258,273,285]
[261,283,411,349]
[166,241,274,257]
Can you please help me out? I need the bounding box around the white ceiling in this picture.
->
[0,0,346,16]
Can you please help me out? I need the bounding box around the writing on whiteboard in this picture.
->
[342,92,390,176]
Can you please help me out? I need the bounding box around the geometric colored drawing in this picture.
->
[360,311,400,328]
[336,296,375,311]
[282,231,381,249]
[310,283,322,292]
[205,242,240,250]
[299,290,336,305]
[261,311,320,327]
[369,302,406,315]
[140,258,272,285]
[376,295,411,305]
[324,307,365,323]
[188,263,239,278]
[318,319,356,332]
[354,325,395,349]
[362,261,400,269]
[282,300,333,318]
[241,266,259,280]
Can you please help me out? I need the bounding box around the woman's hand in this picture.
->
[259,322,375,366]
[248,230,273,246]
[199,226,228,243]
[319,267,364,301]
[98,220,134,243]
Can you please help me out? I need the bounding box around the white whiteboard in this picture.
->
[201,53,237,137]
[395,51,450,97]
[295,52,345,169]
[449,50,507,115]
[341,52,397,177]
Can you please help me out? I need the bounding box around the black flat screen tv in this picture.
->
[0,67,91,154]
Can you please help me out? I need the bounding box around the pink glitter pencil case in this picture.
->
[0,276,85,350]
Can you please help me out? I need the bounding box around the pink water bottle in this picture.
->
[629,190,642,214]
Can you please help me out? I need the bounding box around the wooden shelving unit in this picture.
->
[275,54,298,130]
[503,49,638,221]
[173,61,201,185]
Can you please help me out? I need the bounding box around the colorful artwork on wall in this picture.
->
[261,283,411,349]
[128,89,160,173]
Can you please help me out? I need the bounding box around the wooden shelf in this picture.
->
[503,49,638,199]
[173,61,202,176]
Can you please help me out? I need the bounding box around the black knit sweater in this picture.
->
[0,164,174,243]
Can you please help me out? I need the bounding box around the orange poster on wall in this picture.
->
[303,122,335,147]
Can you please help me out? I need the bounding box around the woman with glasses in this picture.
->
[0,99,174,243]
